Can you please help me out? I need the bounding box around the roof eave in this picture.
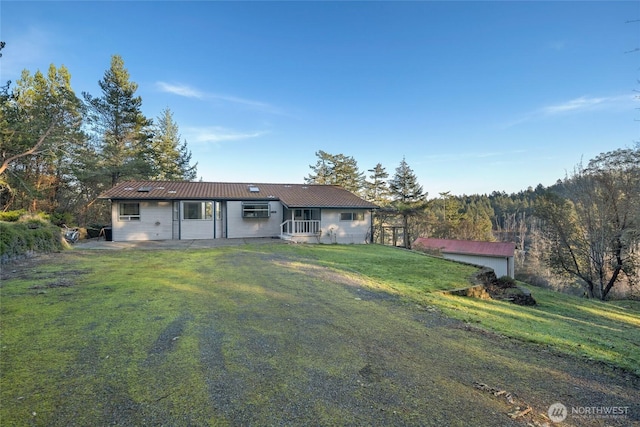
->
[442,250,513,258]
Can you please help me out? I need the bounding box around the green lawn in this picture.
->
[1,243,638,425]
[272,244,640,375]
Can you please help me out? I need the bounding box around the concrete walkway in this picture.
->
[73,237,286,250]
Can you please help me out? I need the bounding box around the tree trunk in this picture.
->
[403,214,410,249]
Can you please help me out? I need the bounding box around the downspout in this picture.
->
[369,209,374,244]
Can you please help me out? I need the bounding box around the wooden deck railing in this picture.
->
[280,220,320,236]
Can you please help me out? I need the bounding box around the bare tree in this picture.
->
[535,148,639,299]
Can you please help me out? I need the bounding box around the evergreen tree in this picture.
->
[363,163,390,243]
[0,64,84,212]
[432,191,463,239]
[305,150,333,185]
[83,55,153,188]
[150,108,197,181]
[388,157,425,203]
[388,157,427,249]
[364,163,390,205]
[305,150,364,194]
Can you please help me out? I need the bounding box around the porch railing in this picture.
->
[280,220,321,236]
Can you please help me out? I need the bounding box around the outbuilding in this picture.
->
[413,237,516,278]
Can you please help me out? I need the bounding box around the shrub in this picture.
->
[17,212,50,228]
[0,210,27,222]
[0,220,66,262]
[49,211,75,227]
[496,275,516,288]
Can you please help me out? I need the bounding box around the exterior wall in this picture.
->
[179,200,214,239]
[179,221,214,239]
[316,209,372,244]
[443,253,514,278]
[225,201,283,238]
[112,201,173,241]
[110,200,372,243]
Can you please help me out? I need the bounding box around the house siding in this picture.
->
[102,182,378,244]
[442,253,513,278]
[112,201,173,241]
[317,210,372,244]
[226,201,283,239]
[180,220,214,239]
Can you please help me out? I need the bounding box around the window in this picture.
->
[340,212,365,221]
[294,208,320,221]
[119,203,140,221]
[215,201,222,220]
[242,202,270,218]
[183,202,213,220]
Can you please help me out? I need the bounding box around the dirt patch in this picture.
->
[0,254,55,281]
[143,314,194,366]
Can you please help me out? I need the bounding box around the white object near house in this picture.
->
[413,237,516,278]
[98,181,377,244]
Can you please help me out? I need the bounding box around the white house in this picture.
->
[98,181,378,244]
[413,237,516,278]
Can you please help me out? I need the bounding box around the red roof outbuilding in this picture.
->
[413,238,515,258]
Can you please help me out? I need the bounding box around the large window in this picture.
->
[340,212,365,221]
[183,202,213,220]
[242,202,270,218]
[119,203,140,221]
[294,208,320,221]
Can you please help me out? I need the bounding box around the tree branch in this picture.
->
[0,122,55,175]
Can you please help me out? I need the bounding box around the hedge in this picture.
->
[0,220,66,263]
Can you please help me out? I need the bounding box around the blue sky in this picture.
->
[2,1,638,197]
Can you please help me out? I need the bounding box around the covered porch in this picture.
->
[280,219,321,240]
[280,208,321,241]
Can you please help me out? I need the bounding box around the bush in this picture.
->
[49,211,75,227]
[0,220,66,262]
[496,275,516,288]
[0,210,27,222]
[17,212,50,228]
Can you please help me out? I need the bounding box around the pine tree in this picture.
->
[305,150,333,185]
[364,163,390,243]
[0,64,84,212]
[150,108,197,181]
[364,163,390,205]
[388,157,425,203]
[83,55,153,187]
[305,150,364,194]
[388,157,427,249]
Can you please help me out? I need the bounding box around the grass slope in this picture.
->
[1,244,638,426]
